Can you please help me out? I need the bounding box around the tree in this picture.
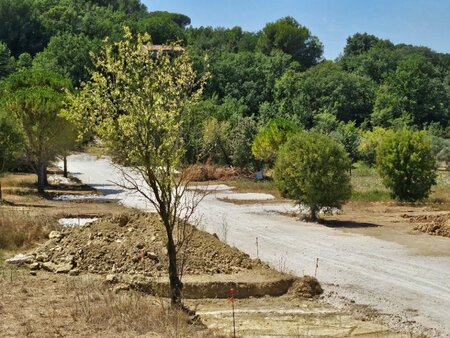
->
[0,0,48,56]
[358,127,391,165]
[67,28,205,307]
[0,113,23,200]
[228,116,257,168]
[33,33,99,86]
[343,33,393,57]
[274,62,375,128]
[376,129,437,201]
[372,55,450,128]
[1,70,72,194]
[252,118,300,166]
[0,42,14,79]
[257,16,323,69]
[274,132,352,220]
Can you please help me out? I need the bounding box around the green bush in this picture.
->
[252,118,300,166]
[376,129,437,201]
[274,132,352,220]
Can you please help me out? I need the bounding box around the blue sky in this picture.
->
[142,0,450,60]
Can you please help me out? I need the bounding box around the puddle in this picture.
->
[58,217,99,227]
[53,194,115,203]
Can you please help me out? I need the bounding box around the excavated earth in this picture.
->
[404,213,450,238]
[18,212,319,298]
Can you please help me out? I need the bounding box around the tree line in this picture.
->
[0,0,449,195]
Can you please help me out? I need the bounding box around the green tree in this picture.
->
[376,129,437,201]
[201,117,231,164]
[67,29,205,308]
[274,62,375,128]
[257,16,323,69]
[1,70,72,194]
[252,118,300,166]
[0,0,48,56]
[0,42,15,78]
[228,116,257,168]
[358,127,391,165]
[33,33,99,86]
[0,113,23,200]
[331,121,361,165]
[343,33,393,57]
[372,55,450,127]
[274,132,352,220]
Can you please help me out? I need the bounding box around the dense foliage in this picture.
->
[376,130,437,201]
[274,132,352,220]
[0,0,449,202]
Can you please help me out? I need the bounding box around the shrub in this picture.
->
[274,132,351,220]
[376,129,437,201]
[252,118,300,166]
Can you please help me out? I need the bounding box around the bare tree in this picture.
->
[67,28,207,307]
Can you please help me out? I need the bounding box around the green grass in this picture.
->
[350,163,391,202]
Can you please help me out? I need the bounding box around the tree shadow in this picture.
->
[319,219,380,228]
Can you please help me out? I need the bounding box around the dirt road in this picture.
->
[62,153,450,337]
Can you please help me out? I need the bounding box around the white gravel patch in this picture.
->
[48,175,72,185]
[188,184,234,191]
[58,218,99,227]
[216,192,275,200]
[53,194,114,203]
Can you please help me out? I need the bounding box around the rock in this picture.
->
[136,243,144,249]
[113,283,130,293]
[150,236,157,242]
[35,253,48,262]
[42,262,58,272]
[117,215,129,227]
[29,271,37,276]
[6,254,34,265]
[29,262,40,270]
[49,231,62,241]
[69,269,80,276]
[105,274,119,284]
[56,263,73,273]
[146,252,159,261]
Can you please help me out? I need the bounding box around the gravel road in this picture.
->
[61,153,450,337]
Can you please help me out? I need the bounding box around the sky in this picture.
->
[142,0,450,60]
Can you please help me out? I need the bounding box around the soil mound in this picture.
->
[404,213,450,238]
[287,276,323,298]
[26,213,270,276]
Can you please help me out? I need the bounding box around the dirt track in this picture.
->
[62,153,450,337]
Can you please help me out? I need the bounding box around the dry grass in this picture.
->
[70,279,216,337]
[186,162,253,182]
[0,209,60,251]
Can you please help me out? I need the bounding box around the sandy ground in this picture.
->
[61,153,450,337]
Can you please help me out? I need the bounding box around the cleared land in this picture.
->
[60,153,450,337]
[0,171,406,337]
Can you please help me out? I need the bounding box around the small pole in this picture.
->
[230,287,236,338]
[315,258,319,277]
[256,237,259,259]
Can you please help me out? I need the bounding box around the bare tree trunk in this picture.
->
[166,225,183,307]
[44,166,48,186]
[310,207,317,222]
[0,178,2,201]
[37,162,46,195]
[63,156,68,178]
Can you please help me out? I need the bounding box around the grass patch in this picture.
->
[0,208,60,251]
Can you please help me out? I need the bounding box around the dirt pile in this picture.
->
[287,276,323,298]
[186,162,253,182]
[404,213,450,238]
[25,213,270,276]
